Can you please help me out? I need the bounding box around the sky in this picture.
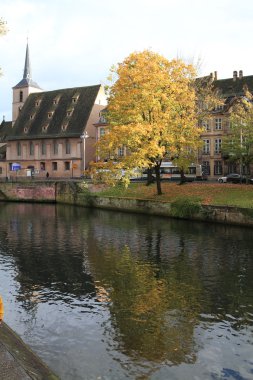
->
[1,0,253,120]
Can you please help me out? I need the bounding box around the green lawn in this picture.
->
[94,182,253,209]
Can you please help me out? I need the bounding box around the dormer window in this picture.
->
[66,109,73,117]
[72,94,79,103]
[30,114,34,120]
[24,127,28,134]
[61,123,68,132]
[53,96,60,105]
[42,124,49,133]
[35,100,41,107]
[48,112,54,119]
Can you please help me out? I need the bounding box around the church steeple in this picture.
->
[23,42,31,80]
[12,42,42,124]
[13,42,41,89]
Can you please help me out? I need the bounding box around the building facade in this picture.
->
[0,44,106,180]
[1,44,253,181]
[198,70,253,179]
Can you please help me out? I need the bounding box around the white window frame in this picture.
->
[214,160,222,175]
[215,138,222,154]
[202,120,210,131]
[203,139,210,154]
[118,146,124,157]
[215,118,222,130]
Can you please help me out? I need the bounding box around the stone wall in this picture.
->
[0,181,253,227]
[0,182,56,202]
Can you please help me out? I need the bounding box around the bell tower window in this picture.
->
[19,91,23,102]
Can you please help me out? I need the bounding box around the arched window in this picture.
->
[66,140,71,154]
[53,141,58,155]
[41,142,46,155]
[29,142,34,156]
[19,91,23,102]
[17,142,21,156]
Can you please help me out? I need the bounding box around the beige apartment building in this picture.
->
[199,70,253,179]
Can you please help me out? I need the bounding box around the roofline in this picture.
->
[6,133,85,141]
[26,84,102,96]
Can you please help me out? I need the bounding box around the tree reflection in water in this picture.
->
[88,244,201,365]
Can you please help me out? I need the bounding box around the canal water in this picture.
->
[0,202,252,380]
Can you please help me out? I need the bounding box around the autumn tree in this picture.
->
[222,90,253,183]
[95,50,204,195]
[0,18,6,37]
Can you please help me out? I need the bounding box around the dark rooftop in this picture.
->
[213,74,253,97]
[0,120,12,143]
[8,85,101,141]
[13,78,42,90]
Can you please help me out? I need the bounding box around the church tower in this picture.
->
[12,43,42,124]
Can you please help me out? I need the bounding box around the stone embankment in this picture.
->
[0,322,59,379]
[0,181,253,227]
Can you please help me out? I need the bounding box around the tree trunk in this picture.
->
[154,165,162,195]
[146,168,155,186]
[245,163,250,184]
[179,168,187,185]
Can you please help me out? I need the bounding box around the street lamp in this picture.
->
[80,131,89,173]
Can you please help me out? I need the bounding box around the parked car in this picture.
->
[218,173,245,183]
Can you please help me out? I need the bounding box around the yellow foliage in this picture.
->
[0,18,7,36]
[95,50,207,187]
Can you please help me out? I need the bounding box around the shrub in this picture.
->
[170,198,201,218]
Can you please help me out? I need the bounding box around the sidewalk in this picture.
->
[0,322,59,380]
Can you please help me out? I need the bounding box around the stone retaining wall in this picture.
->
[0,182,56,202]
[0,181,253,227]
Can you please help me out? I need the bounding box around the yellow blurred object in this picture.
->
[0,295,4,321]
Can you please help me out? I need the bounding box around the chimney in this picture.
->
[214,71,218,80]
[2,115,5,122]
[239,70,243,79]
[210,72,214,81]
[233,71,238,81]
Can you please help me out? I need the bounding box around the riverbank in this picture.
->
[0,322,59,379]
[0,181,253,227]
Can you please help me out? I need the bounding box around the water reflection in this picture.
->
[0,204,95,304]
[87,245,201,365]
[0,203,252,379]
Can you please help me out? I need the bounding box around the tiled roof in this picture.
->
[8,85,101,141]
[0,144,6,159]
[0,120,12,142]
[214,75,253,97]
[13,78,42,89]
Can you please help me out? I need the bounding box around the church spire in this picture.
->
[13,42,41,90]
[23,42,31,80]
[12,41,42,124]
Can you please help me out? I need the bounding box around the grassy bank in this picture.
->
[94,182,253,209]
